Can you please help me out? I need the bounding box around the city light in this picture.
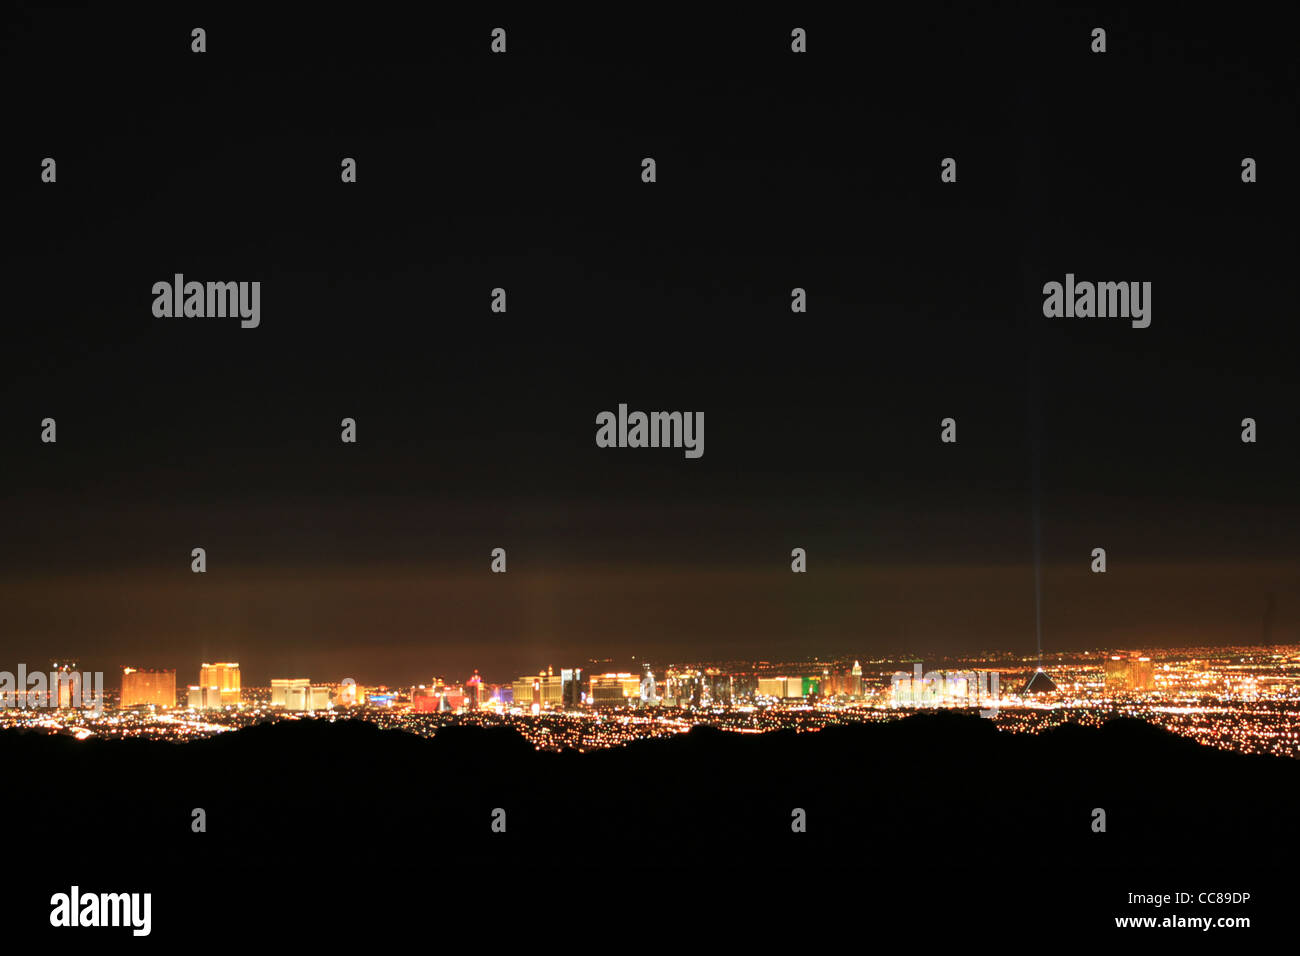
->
[2,645,1296,758]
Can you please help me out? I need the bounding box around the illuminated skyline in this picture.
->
[9,642,1297,760]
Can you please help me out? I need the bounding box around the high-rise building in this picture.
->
[271,678,311,707]
[511,668,565,710]
[120,667,176,709]
[1103,655,1128,690]
[730,672,759,700]
[704,670,732,705]
[51,660,80,709]
[465,670,483,710]
[756,676,811,700]
[666,668,703,706]
[199,662,241,705]
[589,673,641,705]
[1130,657,1156,692]
[819,663,862,698]
[283,684,331,712]
[561,667,585,708]
[1103,654,1156,693]
[187,684,223,709]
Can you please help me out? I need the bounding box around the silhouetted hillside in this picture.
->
[6,713,1296,851]
[6,713,1294,938]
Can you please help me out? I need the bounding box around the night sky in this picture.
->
[2,5,1296,684]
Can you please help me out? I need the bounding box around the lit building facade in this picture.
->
[120,667,176,709]
[666,668,703,706]
[199,662,241,705]
[511,668,565,710]
[589,673,641,705]
[757,676,815,700]
[271,678,311,707]
[52,660,81,709]
[411,681,467,712]
[818,661,865,698]
[283,684,331,712]
[187,684,223,709]
[1104,654,1157,693]
[561,667,585,708]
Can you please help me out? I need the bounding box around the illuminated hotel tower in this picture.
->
[120,667,177,709]
[52,660,80,709]
[271,678,310,706]
[200,662,242,705]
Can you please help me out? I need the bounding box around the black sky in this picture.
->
[2,5,1296,683]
